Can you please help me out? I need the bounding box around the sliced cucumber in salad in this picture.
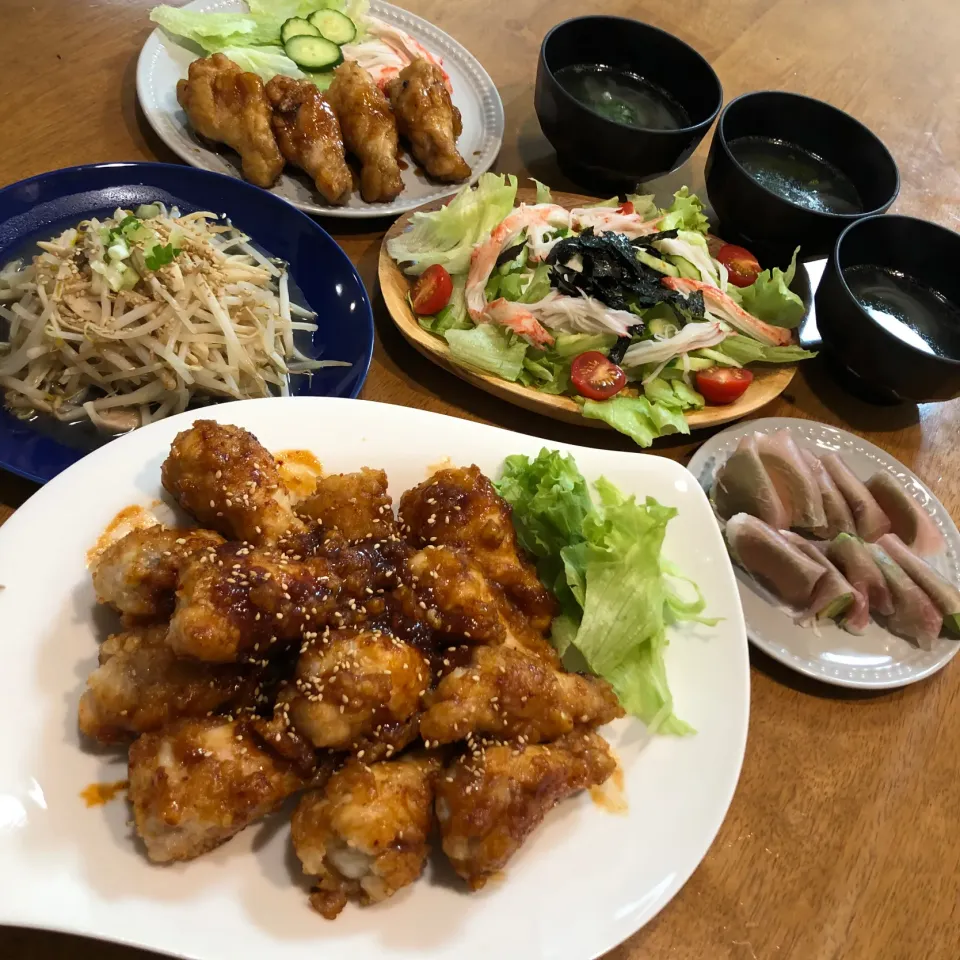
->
[280,17,321,43]
[307,9,358,44]
[284,34,344,71]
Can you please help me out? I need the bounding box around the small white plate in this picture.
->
[0,397,748,960]
[688,416,960,689]
[136,0,504,218]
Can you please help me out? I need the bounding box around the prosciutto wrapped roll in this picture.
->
[866,472,945,556]
[713,434,790,530]
[757,431,826,530]
[820,454,891,542]
[866,543,943,649]
[826,533,894,617]
[877,533,960,634]
[801,449,856,538]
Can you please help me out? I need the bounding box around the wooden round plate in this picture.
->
[379,187,797,432]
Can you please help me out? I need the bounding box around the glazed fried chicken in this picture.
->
[327,62,404,203]
[286,627,428,751]
[162,420,304,544]
[420,643,623,745]
[436,731,616,889]
[399,466,556,631]
[167,541,340,662]
[386,58,470,182]
[78,625,247,743]
[297,468,397,540]
[128,717,307,863]
[92,525,224,619]
[292,753,441,918]
[176,54,284,189]
[266,75,352,206]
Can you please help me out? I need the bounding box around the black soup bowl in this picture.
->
[815,214,960,403]
[705,91,899,260]
[535,16,722,190]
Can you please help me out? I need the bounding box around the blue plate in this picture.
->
[0,162,373,484]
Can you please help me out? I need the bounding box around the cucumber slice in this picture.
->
[281,17,320,43]
[307,9,357,44]
[283,35,344,71]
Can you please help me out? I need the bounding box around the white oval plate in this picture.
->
[136,0,504,218]
[688,416,960,690]
[0,397,747,960]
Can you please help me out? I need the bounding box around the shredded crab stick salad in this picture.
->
[0,203,346,432]
[388,174,816,447]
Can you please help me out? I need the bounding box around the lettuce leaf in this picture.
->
[497,451,707,733]
[532,179,553,203]
[444,323,527,380]
[150,6,281,50]
[581,395,690,446]
[658,187,709,234]
[736,247,805,327]
[418,275,469,335]
[387,174,518,276]
[717,333,817,364]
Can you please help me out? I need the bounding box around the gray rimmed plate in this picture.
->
[688,417,960,689]
[136,0,504,218]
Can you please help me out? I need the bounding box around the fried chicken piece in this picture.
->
[162,420,304,544]
[327,61,403,203]
[420,643,623,745]
[167,542,340,663]
[128,717,306,863]
[266,75,352,206]
[292,753,441,918]
[400,546,506,644]
[92,525,224,619]
[436,731,616,889]
[386,58,470,182]
[286,628,428,750]
[297,468,396,540]
[78,625,247,743]
[176,54,284,188]
[399,466,555,630]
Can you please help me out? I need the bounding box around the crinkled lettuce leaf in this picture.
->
[736,246,805,328]
[581,394,690,446]
[387,173,518,276]
[658,187,709,234]
[532,178,553,203]
[444,323,527,380]
[717,333,817,364]
[150,6,281,50]
[498,450,707,734]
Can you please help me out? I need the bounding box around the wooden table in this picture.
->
[2,0,959,957]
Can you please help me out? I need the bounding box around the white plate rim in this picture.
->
[136,0,505,219]
[687,415,960,690]
[0,397,749,960]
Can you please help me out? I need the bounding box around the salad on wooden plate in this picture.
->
[381,175,816,446]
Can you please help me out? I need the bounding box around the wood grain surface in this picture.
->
[380,187,798,430]
[1,0,959,958]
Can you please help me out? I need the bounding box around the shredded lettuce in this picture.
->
[717,334,817,364]
[444,323,527,380]
[387,174,518,276]
[736,247,805,327]
[659,187,709,234]
[497,452,714,733]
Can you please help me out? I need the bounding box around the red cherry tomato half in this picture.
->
[570,351,627,401]
[616,201,635,215]
[411,264,454,315]
[695,367,755,405]
[716,243,762,288]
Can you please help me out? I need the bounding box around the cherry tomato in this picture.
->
[617,201,635,215]
[571,351,627,400]
[716,243,762,288]
[411,264,454,315]
[695,367,755,405]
